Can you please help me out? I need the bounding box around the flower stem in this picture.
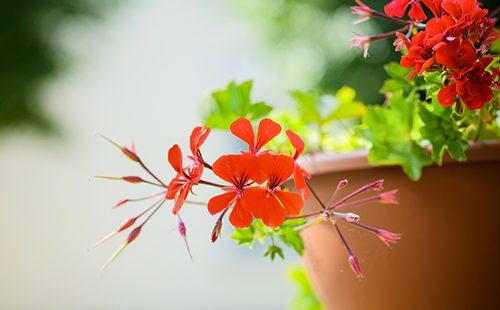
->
[199,179,226,188]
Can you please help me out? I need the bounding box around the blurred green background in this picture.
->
[0,0,115,134]
[1,0,496,135]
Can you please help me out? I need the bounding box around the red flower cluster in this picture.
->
[96,119,401,276]
[168,118,308,228]
[352,0,499,110]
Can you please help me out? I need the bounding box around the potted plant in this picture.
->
[94,0,499,309]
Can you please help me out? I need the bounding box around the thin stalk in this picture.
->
[138,159,167,187]
[199,179,226,188]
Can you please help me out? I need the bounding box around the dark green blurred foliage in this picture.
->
[238,0,497,104]
[0,0,114,134]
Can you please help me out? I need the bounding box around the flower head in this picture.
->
[207,154,257,227]
[166,144,203,214]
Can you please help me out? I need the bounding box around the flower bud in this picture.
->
[122,147,140,163]
[345,213,360,223]
[117,217,137,232]
[113,199,129,209]
[126,226,142,244]
[380,190,398,204]
[211,220,222,243]
[122,176,144,183]
[348,255,363,278]
[178,219,187,237]
[376,229,402,247]
[370,179,384,191]
[337,179,348,189]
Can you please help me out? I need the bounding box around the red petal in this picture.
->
[207,192,237,215]
[437,83,458,107]
[435,43,460,70]
[166,176,183,199]
[255,118,281,151]
[229,199,253,228]
[190,126,210,156]
[261,201,286,227]
[172,185,190,214]
[286,130,304,159]
[230,118,255,151]
[293,164,309,199]
[275,190,304,216]
[241,187,273,218]
[255,153,294,187]
[168,144,183,174]
[384,0,410,18]
[408,2,427,21]
[212,154,256,185]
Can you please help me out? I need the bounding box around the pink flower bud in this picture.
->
[351,0,372,24]
[122,147,140,163]
[376,229,402,247]
[380,190,398,204]
[211,220,222,243]
[350,34,371,58]
[370,179,384,191]
[345,213,360,223]
[117,217,137,232]
[122,176,144,183]
[113,199,129,209]
[393,32,409,52]
[178,219,187,237]
[126,226,142,244]
[337,179,348,189]
[348,255,363,278]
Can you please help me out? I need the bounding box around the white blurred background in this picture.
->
[0,0,298,308]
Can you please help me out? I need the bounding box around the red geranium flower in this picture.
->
[230,118,281,155]
[438,57,494,109]
[207,154,257,227]
[286,130,310,199]
[384,0,427,22]
[400,31,435,77]
[242,153,304,227]
[166,144,203,214]
[434,39,477,74]
[423,15,455,47]
[441,0,488,32]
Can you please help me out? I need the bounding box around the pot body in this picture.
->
[301,148,500,310]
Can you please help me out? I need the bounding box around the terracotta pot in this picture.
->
[300,141,500,310]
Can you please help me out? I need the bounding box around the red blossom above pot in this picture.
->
[94,117,401,278]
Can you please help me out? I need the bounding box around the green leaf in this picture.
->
[278,229,304,255]
[204,80,273,129]
[381,62,412,94]
[230,226,255,247]
[323,86,366,123]
[288,264,323,310]
[264,245,285,261]
[419,100,468,165]
[290,90,322,123]
[362,91,432,180]
[385,62,411,81]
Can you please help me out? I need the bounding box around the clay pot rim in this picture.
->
[301,140,500,176]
